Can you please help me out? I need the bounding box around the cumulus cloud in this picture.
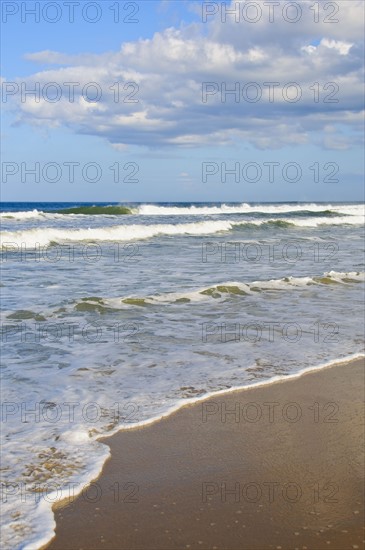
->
[2,0,364,150]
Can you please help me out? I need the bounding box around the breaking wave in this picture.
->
[2,216,364,248]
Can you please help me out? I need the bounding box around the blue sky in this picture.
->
[1,0,364,202]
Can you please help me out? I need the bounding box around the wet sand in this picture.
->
[46,358,364,550]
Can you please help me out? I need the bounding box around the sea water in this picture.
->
[1,202,364,548]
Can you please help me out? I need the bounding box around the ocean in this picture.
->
[1,201,364,549]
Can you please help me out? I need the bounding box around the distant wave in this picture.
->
[2,203,363,221]
[137,203,364,217]
[55,205,133,215]
[0,205,134,220]
[235,215,364,228]
[1,216,364,247]
[0,209,46,220]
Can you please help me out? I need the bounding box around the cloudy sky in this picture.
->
[1,0,364,202]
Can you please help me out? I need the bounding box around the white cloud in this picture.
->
[320,38,353,55]
[301,45,317,55]
[3,0,364,150]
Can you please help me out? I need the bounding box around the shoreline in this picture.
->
[93,352,365,434]
[35,353,365,513]
[44,356,364,550]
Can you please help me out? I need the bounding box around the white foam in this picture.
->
[2,213,364,249]
[241,215,364,227]
[1,204,363,223]
[324,270,365,281]
[112,352,365,429]
[110,271,365,307]
[0,210,45,220]
[137,203,365,217]
[0,220,236,247]
[12,446,110,550]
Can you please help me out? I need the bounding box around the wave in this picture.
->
[0,205,133,220]
[55,205,133,215]
[137,203,364,217]
[0,220,235,247]
[0,209,46,220]
[2,215,364,247]
[6,271,361,316]
[96,271,364,308]
[235,215,364,228]
[1,204,363,222]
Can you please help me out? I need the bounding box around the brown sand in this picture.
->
[46,358,364,550]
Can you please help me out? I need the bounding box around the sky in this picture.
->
[1,0,364,202]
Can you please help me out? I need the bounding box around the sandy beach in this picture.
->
[46,358,364,550]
